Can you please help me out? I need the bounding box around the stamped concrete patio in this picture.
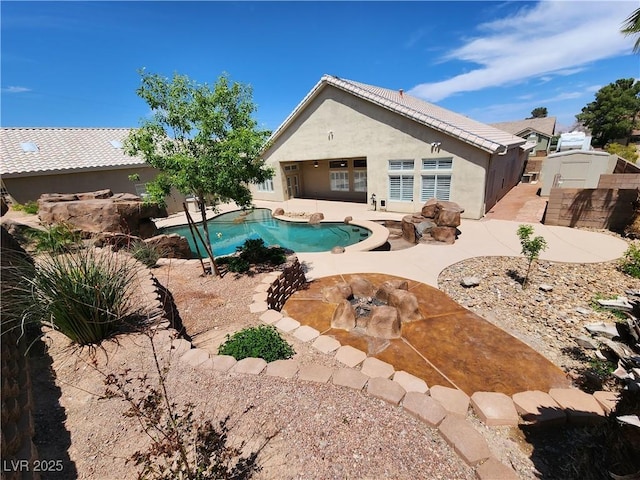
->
[282,273,571,397]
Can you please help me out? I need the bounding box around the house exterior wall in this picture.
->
[3,165,184,214]
[255,86,520,219]
[540,151,616,196]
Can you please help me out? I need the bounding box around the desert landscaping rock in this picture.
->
[585,322,619,339]
[461,276,481,288]
[170,338,192,356]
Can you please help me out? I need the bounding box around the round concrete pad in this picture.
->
[283,273,571,396]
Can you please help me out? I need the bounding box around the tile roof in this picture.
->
[1,128,145,176]
[268,74,526,154]
[490,117,557,138]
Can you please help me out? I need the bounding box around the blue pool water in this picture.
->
[161,208,372,257]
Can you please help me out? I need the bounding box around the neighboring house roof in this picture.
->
[268,75,527,155]
[0,127,144,176]
[490,117,557,138]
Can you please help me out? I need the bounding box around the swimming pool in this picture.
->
[161,208,372,257]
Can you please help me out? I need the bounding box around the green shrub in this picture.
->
[619,242,640,278]
[236,238,286,266]
[12,201,39,215]
[21,248,140,345]
[128,240,161,267]
[218,325,295,362]
[227,256,250,273]
[27,222,82,254]
[517,224,547,288]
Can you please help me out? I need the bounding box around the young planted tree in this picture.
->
[517,224,547,288]
[125,70,273,275]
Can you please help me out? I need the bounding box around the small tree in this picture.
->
[125,70,273,275]
[517,224,547,288]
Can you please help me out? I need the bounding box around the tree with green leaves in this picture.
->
[125,70,273,275]
[621,7,640,54]
[528,107,548,119]
[575,78,640,147]
[517,224,547,289]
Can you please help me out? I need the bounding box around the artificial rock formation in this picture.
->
[38,190,167,239]
[402,198,464,245]
[308,212,325,225]
[325,278,423,339]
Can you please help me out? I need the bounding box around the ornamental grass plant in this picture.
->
[22,248,142,346]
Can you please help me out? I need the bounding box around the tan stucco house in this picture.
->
[490,117,557,157]
[0,127,183,213]
[252,75,532,219]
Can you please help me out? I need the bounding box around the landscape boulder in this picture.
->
[144,234,192,259]
[367,306,401,339]
[322,283,353,303]
[308,212,324,225]
[273,208,285,216]
[331,299,356,330]
[387,289,423,323]
[38,190,167,239]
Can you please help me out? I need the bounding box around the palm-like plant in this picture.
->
[622,7,640,53]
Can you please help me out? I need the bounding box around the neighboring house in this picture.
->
[490,117,557,157]
[0,128,183,213]
[253,75,531,219]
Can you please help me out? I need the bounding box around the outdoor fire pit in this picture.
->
[323,276,423,339]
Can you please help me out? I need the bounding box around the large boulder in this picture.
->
[375,279,409,303]
[308,212,324,225]
[322,283,353,303]
[367,306,401,339]
[349,276,376,297]
[435,208,461,228]
[37,190,167,239]
[387,289,423,324]
[431,226,457,244]
[144,234,192,259]
[331,299,356,330]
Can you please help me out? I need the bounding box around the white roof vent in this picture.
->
[20,141,39,152]
[109,140,123,149]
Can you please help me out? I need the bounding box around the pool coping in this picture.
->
[154,208,390,253]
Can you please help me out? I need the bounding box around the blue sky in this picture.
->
[1,1,638,133]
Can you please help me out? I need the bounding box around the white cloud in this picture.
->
[2,86,31,94]
[408,1,636,101]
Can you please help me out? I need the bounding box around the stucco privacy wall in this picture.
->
[3,166,184,214]
[256,85,523,220]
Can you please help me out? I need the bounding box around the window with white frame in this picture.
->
[330,171,349,191]
[388,160,414,201]
[421,157,452,201]
[353,170,367,192]
[257,178,274,192]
